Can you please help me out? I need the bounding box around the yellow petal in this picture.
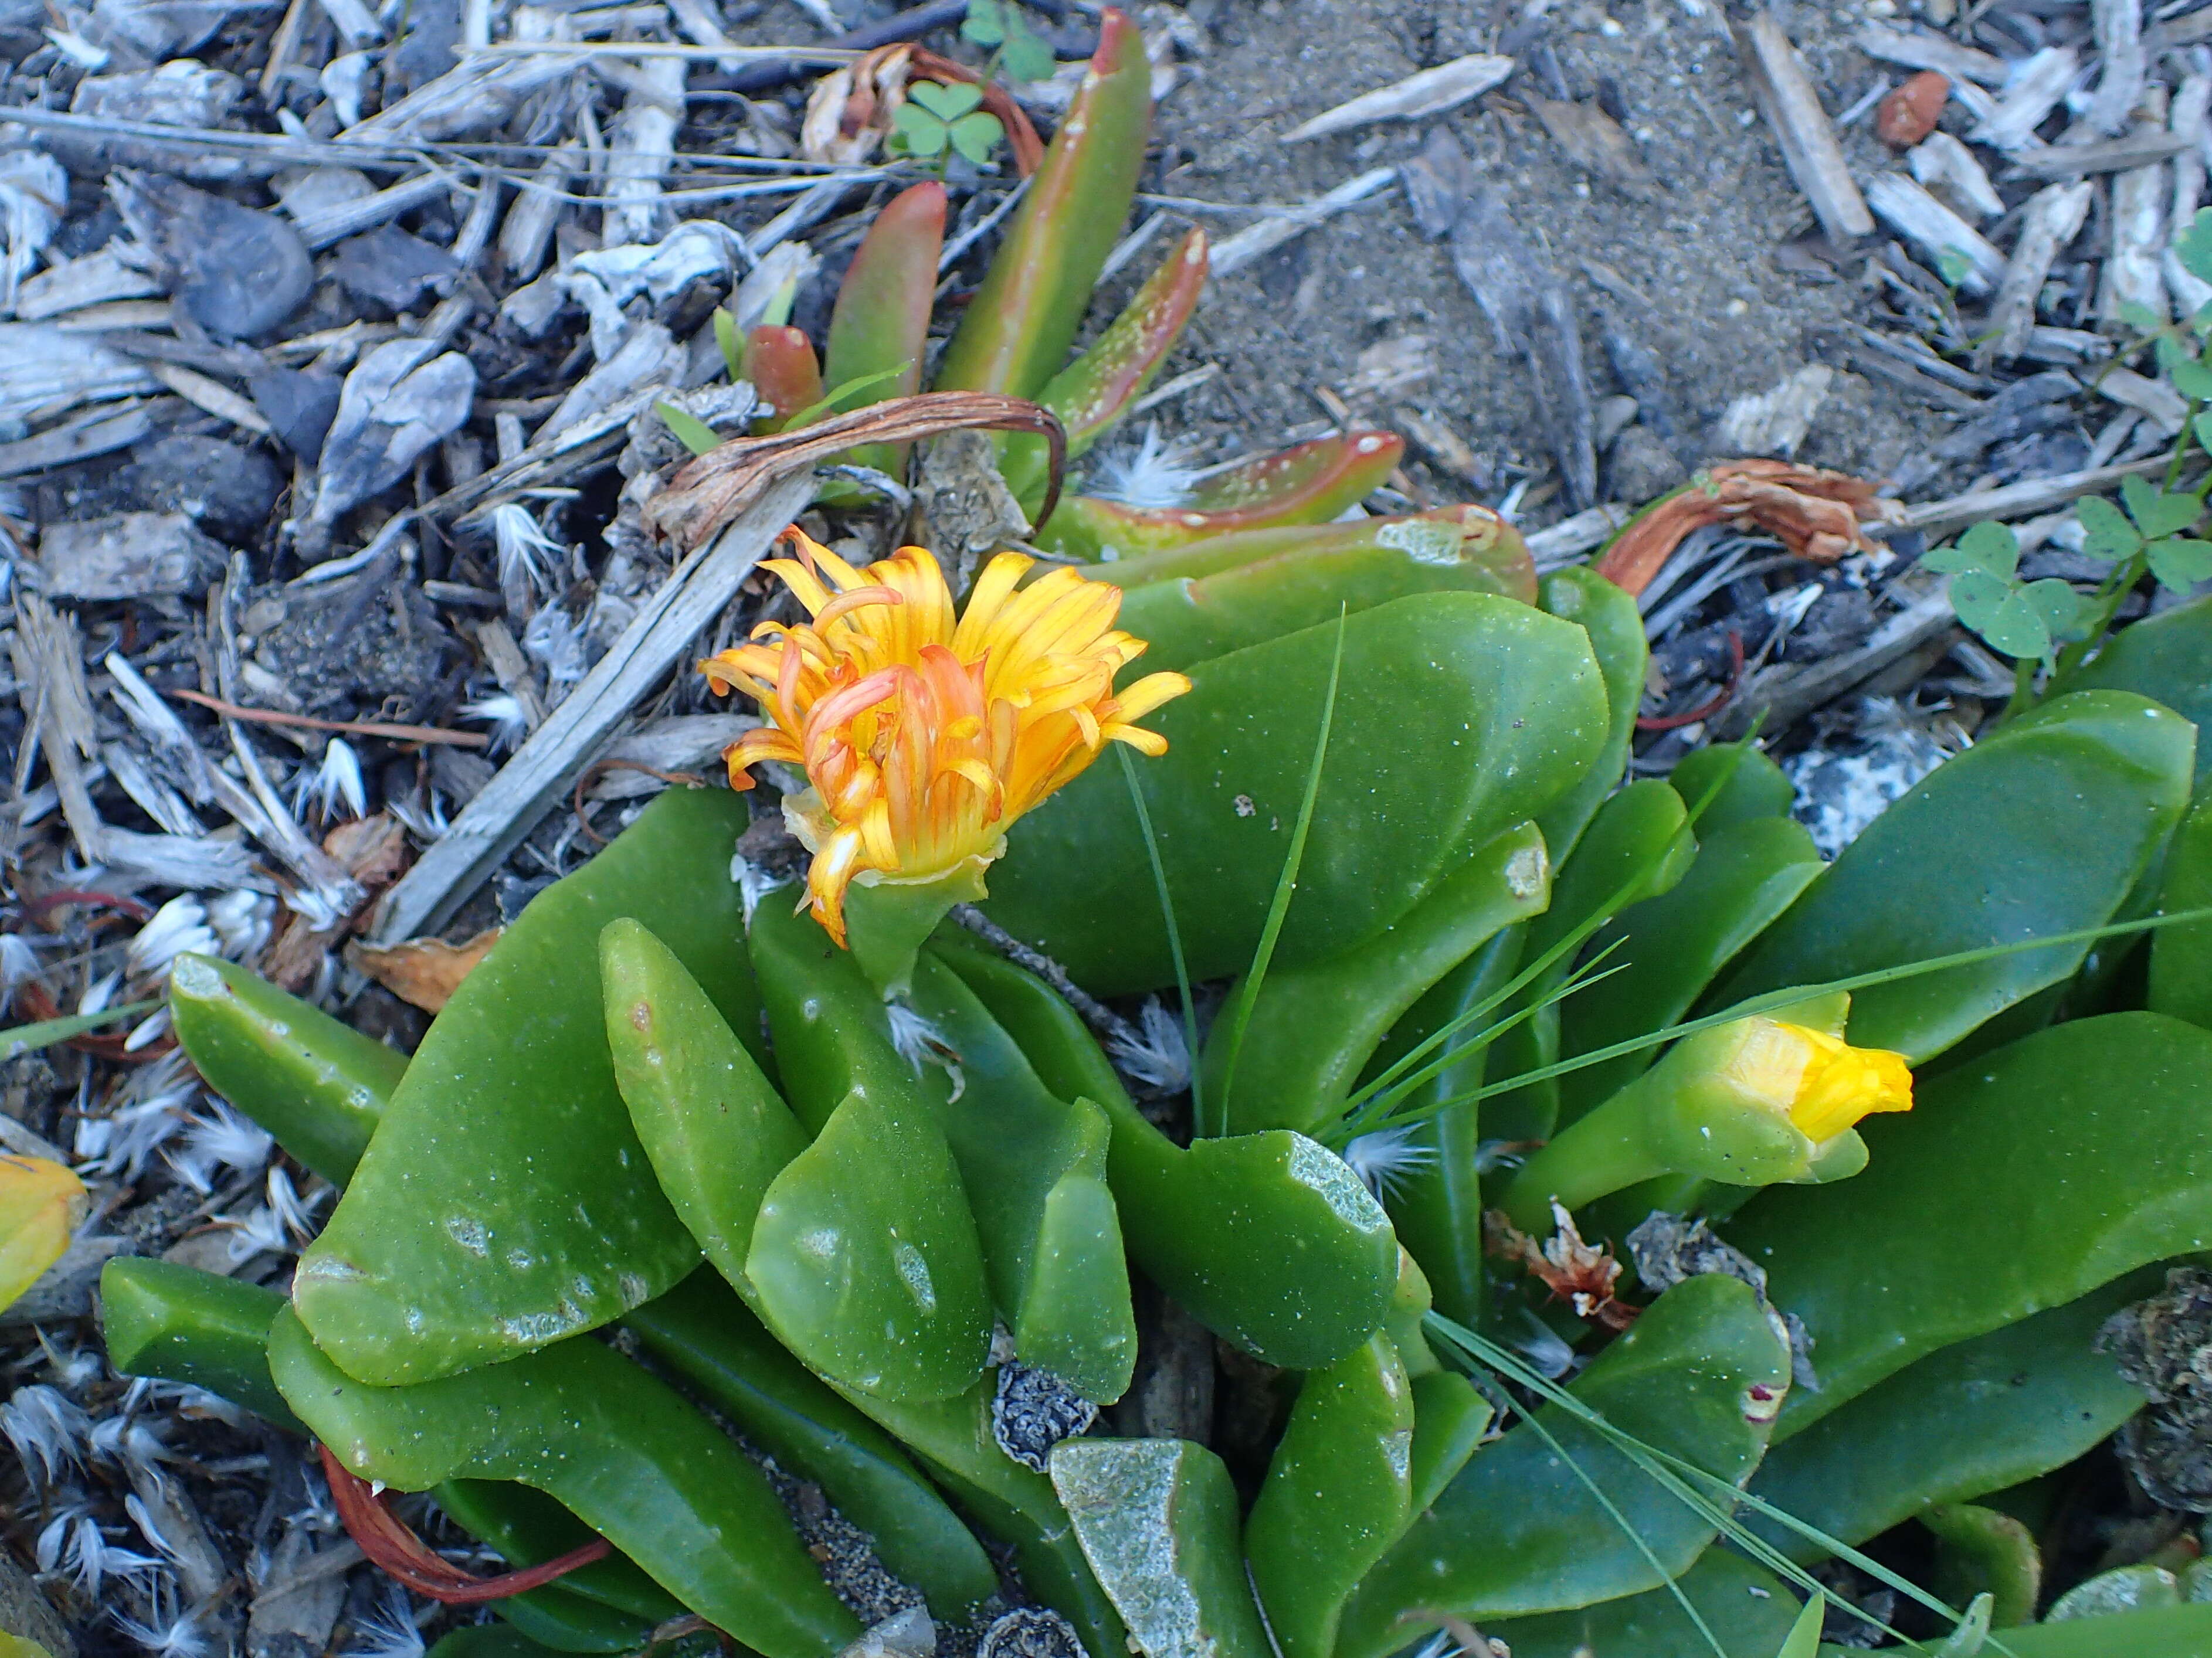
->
[0,1156,86,1313]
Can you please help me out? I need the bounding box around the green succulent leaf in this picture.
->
[654,402,722,457]
[2076,494,2143,560]
[1923,520,2017,579]
[2123,474,2202,539]
[1935,247,1975,290]
[948,110,1006,166]
[2147,535,2212,593]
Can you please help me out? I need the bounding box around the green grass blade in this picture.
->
[1375,902,2212,1136]
[1341,717,1767,1123]
[1421,1311,2020,1657]
[1486,1374,1732,1657]
[4,999,162,1061]
[1322,946,1627,1150]
[1118,743,1203,1129]
[1207,609,1348,1135]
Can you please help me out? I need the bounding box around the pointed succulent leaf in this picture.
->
[932,9,1152,399]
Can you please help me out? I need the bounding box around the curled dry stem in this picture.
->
[318,1443,612,1604]
[1594,459,1902,598]
[644,391,1067,552]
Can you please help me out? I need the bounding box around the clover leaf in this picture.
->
[889,80,1005,168]
[961,0,1055,83]
[1922,519,2018,580]
[1950,572,2085,660]
[2177,205,2212,289]
[2148,536,2212,593]
[2122,474,2203,539]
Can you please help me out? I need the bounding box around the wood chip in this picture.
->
[1277,53,1515,142]
[1525,95,1655,199]
[1893,452,2177,538]
[1862,173,2004,293]
[1208,167,1399,277]
[2104,159,2173,325]
[1908,131,2003,220]
[369,472,815,943]
[1980,179,2095,364]
[1969,47,2078,151]
[2009,130,2189,176]
[2087,0,2148,137]
[1732,13,1874,243]
[349,927,503,1012]
[1853,22,2008,86]
[2098,363,2190,433]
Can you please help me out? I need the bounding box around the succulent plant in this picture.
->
[53,13,2212,1658]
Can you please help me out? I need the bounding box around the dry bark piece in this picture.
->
[643,391,1066,552]
[1876,72,1949,150]
[108,170,312,339]
[1732,13,1874,243]
[33,511,224,600]
[1277,52,1515,142]
[349,927,503,1013]
[1593,458,1898,598]
[1525,94,1655,199]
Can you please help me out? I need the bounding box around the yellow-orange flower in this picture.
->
[1726,1019,1915,1143]
[701,528,1191,945]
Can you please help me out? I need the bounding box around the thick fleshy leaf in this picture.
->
[1111,507,1537,677]
[1479,1551,1804,1658]
[746,1083,993,1403]
[270,1309,860,1658]
[2151,786,2212,1028]
[296,790,756,1385]
[983,593,1609,995]
[169,952,403,1185]
[1532,566,1648,862]
[1747,1272,2155,1557]
[1556,814,1824,1123]
[1335,1275,1790,1653]
[1036,433,1406,560]
[1728,1013,2212,1438]
[1001,227,1210,509]
[932,9,1151,399]
[2069,593,2212,784]
[745,324,825,427]
[1717,691,2197,1061]
[821,181,944,474]
[1051,1439,1274,1658]
[1246,1334,1414,1658]
[1207,821,1550,1136]
[623,1270,1000,1622]
[930,937,1402,1370]
[905,954,1135,1402]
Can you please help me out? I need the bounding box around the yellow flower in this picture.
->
[701,528,1191,946]
[1725,1019,1915,1144]
[0,1154,86,1314]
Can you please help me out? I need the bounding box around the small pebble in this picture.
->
[1876,71,1949,150]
